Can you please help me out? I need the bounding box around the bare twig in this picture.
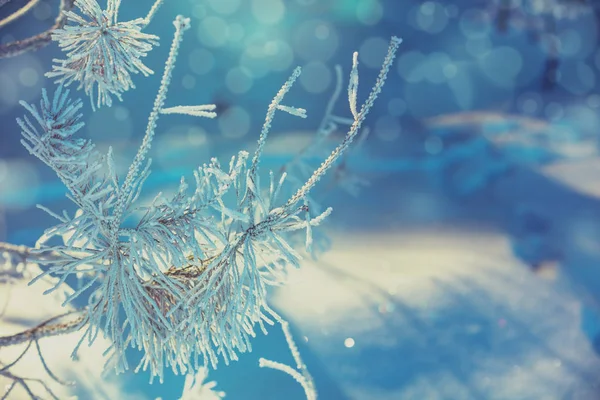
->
[0,309,87,347]
[1,364,62,399]
[0,0,76,59]
[0,0,41,29]
[0,327,76,399]
[0,242,61,263]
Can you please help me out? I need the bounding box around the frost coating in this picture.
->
[18,10,401,395]
[46,0,163,109]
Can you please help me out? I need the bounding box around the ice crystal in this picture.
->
[46,0,163,109]
[19,10,401,392]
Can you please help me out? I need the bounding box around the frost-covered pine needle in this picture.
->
[46,0,164,109]
[348,52,359,120]
[160,105,217,118]
[259,318,316,400]
[276,105,308,119]
[178,368,225,400]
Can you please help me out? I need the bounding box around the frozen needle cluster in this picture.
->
[46,0,164,109]
[16,9,401,397]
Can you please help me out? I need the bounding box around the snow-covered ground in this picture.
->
[5,151,600,399]
[273,229,600,399]
[0,262,142,399]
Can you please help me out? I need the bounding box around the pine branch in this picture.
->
[9,2,401,386]
[0,310,87,347]
[113,15,190,227]
[285,36,402,208]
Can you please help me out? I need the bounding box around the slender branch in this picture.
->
[0,310,87,347]
[0,0,76,59]
[0,370,44,399]
[250,67,302,180]
[0,242,61,262]
[0,307,85,397]
[142,0,164,27]
[0,337,70,400]
[0,242,31,256]
[259,316,316,400]
[112,16,190,228]
[280,65,345,177]
[285,37,401,208]
[0,0,40,29]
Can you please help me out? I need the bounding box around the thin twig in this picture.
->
[0,309,87,347]
[35,339,75,386]
[0,368,60,399]
[0,0,76,59]
[0,0,40,29]
[0,242,61,262]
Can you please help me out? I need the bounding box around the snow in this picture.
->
[273,229,600,399]
[0,262,144,400]
[540,158,600,200]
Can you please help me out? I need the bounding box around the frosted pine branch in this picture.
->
[286,36,402,208]
[142,0,165,27]
[250,66,304,179]
[113,15,191,230]
[13,7,401,394]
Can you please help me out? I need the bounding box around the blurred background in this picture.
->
[3,0,600,398]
